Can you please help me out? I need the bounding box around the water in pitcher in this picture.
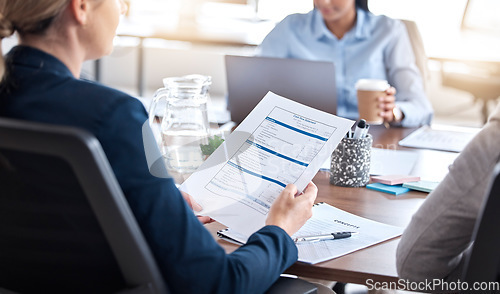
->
[150,74,211,183]
[161,102,209,176]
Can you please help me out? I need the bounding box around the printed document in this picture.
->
[320,148,419,176]
[219,203,404,264]
[370,148,419,175]
[399,125,480,153]
[180,92,354,236]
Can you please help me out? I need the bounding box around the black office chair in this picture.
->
[0,118,319,294]
[460,162,500,293]
[0,118,168,294]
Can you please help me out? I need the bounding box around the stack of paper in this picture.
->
[366,183,410,195]
[371,175,421,185]
[403,180,440,193]
[366,175,424,195]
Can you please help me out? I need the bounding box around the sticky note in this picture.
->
[371,175,421,185]
[366,183,410,195]
[403,181,440,193]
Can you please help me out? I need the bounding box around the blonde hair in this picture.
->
[0,0,70,81]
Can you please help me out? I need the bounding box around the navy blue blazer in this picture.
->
[0,46,297,293]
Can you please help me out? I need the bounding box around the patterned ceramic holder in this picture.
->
[330,134,373,187]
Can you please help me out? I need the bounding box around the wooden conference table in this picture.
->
[205,125,459,286]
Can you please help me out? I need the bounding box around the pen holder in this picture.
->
[330,134,372,187]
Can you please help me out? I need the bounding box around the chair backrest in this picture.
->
[461,162,500,290]
[0,118,168,294]
[400,19,430,91]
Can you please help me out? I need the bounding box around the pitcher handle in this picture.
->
[149,87,170,127]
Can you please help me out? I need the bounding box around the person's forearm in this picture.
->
[219,226,298,294]
[396,192,474,282]
[397,118,500,281]
[396,97,433,127]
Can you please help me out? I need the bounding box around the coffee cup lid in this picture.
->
[355,79,390,91]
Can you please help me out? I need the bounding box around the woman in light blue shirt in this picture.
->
[258,0,433,127]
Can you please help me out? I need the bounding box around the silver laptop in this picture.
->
[225,55,337,124]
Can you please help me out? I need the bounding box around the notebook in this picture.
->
[225,55,337,124]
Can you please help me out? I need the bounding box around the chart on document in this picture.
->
[206,107,337,214]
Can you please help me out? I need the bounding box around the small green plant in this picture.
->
[200,135,225,155]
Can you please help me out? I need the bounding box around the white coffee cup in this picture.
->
[355,79,390,125]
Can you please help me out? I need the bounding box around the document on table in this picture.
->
[321,148,419,176]
[370,148,419,175]
[180,92,354,237]
[399,125,480,153]
[218,203,404,264]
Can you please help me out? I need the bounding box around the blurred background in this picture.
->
[3,0,499,128]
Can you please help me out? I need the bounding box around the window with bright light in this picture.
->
[125,0,500,61]
[256,0,313,22]
[462,0,500,33]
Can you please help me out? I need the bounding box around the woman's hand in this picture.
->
[378,86,398,123]
[265,182,318,236]
[181,191,214,225]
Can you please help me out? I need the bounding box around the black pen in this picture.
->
[361,122,370,138]
[353,119,367,139]
[294,232,358,243]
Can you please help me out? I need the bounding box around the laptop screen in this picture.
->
[225,55,337,124]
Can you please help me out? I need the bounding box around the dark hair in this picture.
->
[356,0,369,11]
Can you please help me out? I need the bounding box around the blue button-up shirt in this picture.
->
[257,8,433,127]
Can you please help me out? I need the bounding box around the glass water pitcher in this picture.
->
[149,74,211,183]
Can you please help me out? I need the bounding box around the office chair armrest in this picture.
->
[115,284,156,294]
[266,276,318,294]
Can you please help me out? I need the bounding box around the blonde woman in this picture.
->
[0,1,318,293]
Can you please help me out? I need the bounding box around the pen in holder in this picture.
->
[330,134,372,187]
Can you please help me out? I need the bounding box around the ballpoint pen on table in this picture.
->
[294,232,358,243]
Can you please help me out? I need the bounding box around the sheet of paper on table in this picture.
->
[321,148,419,176]
[398,124,480,153]
[369,148,419,175]
[180,92,354,237]
[218,203,404,264]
